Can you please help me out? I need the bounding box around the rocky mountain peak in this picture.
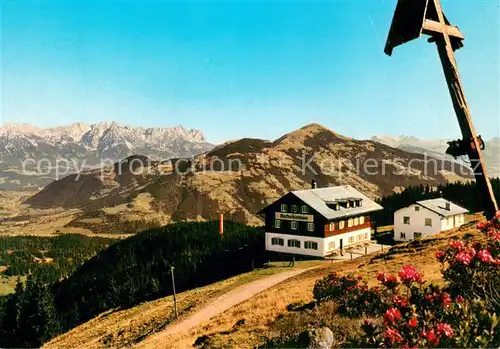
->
[0,121,214,190]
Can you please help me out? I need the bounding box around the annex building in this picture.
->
[394,198,468,242]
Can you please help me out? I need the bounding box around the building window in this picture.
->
[339,220,345,229]
[301,206,308,214]
[400,232,406,239]
[329,223,335,231]
[305,241,318,250]
[359,216,365,225]
[415,206,420,211]
[291,205,298,213]
[274,220,281,228]
[328,241,335,250]
[354,217,359,226]
[403,216,410,225]
[280,204,287,213]
[307,223,315,232]
[348,219,353,227]
[357,234,362,241]
[364,232,369,240]
[414,232,422,239]
[348,236,354,244]
[271,237,284,246]
[287,239,300,248]
[425,218,432,227]
[291,221,298,230]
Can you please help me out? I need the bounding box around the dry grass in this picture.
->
[376,225,393,233]
[139,224,481,349]
[139,258,373,349]
[43,262,323,349]
[0,275,24,295]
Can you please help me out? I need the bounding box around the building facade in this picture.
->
[258,185,383,258]
[394,198,468,242]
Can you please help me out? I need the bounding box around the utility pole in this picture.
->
[384,0,498,219]
[170,266,178,319]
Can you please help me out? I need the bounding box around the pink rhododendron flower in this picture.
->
[437,323,454,338]
[398,265,423,285]
[401,344,417,349]
[477,249,494,263]
[384,307,402,324]
[441,292,452,308]
[385,327,403,344]
[476,221,488,230]
[449,240,464,250]
[455,251,473,265]
[464,246,476,257]
[422,328,440,346]
[489,229,500,241]
[455,295,465,303]
[394,295,409,307]
[435,250,445,262]
[376,272,398,289]
[408,317,418,328]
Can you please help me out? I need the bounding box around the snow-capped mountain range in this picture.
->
[371,135,500,178]
[0,121,214,190]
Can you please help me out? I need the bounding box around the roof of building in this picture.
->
[289,185,383,220]
[415,198,468,217]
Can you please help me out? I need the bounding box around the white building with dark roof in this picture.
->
[394,198,468,242]
[257,185,383,258]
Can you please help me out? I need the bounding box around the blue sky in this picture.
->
[1,1,499,143]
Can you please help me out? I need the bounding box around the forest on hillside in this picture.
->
[373,178,500,226]
[0,221,265,348]
[0,235,117,282]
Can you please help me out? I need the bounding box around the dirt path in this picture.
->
[147,267,312,341]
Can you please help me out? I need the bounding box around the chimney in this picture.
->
[311,180,317,189]
[445,202,450,211]
[219,213,224,235]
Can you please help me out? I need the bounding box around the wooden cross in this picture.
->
[385,0,498,219]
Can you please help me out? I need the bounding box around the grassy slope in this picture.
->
[43,261,323,349]
[140,222,481,349]
[43,221,482,349]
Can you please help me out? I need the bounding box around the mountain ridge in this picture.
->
[0,121,214,190]
[371,135,500,178]
[24,123,473,230]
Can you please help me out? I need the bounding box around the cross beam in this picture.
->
[422,19,464,39]
[385,0,498,218]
